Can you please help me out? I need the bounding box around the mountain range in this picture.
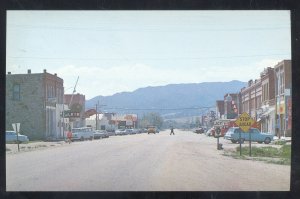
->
[85,80,247,119]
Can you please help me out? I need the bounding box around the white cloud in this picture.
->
[28,57,286,100]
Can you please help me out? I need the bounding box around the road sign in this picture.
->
[12,123,20,133]
[234,112,255,132]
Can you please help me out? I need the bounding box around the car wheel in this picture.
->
[238,138,245,144]
[264,137,271,144]
[231,140,237,144]
[89,136,93,140]
[80,136,84,141]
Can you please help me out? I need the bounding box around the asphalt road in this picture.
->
[6,130,290,191]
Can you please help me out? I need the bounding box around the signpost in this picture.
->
[234,112,255,156]
[12,123,21,152]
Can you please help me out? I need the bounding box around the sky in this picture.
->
[6,11,291,100]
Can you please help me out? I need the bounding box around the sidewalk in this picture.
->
[6,141,67,154]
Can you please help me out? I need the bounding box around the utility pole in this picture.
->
[96,101,98,130]
[95,100,106,130]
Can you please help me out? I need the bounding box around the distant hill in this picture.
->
[85,80,247,119]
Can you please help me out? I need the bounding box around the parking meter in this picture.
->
[216,127,221,137]
[216,127,222,150]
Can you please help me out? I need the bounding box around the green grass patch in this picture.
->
[274,140,287,145]
[227,145,291,165]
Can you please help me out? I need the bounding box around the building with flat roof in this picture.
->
[6,69,64,140]
[274,60,292,137]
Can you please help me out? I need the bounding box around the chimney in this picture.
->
[43,69,47,73]
[28,69,31,74]
[54,73,57,76]
[8,72,11,74]
[248,79,253,87]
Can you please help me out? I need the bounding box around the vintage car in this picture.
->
[115,129,127,136]
[224,127,274,144]
[147,126,159,134]
[6,131,29,143]
[71,127,94,141]
[93,130,109,139]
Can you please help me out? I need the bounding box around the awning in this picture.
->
[261,107,275,117]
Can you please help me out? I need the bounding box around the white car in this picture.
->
[71,127,94,141]
[115,129,126,135]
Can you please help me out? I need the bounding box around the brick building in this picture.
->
[257,67,276,134]
[274,60,292,137]
[240,79,262,120]
[6,69,64,140]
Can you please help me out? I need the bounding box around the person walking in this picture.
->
[170,127,175,135]
[66,125,72,144]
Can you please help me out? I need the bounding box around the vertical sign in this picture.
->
[12,123,21,152]
[234,112,255,156]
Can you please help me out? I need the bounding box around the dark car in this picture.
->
[93,130,109,139]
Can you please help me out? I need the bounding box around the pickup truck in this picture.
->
[224,127,274,144]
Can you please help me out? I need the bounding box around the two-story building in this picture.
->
[258,67,276,134]
[240,79,262,121]
[274,60,292,138]
[6,69,64,140]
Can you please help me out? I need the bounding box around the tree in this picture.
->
[139,112,163,129]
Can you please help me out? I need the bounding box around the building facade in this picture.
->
[223,93,241,119]
[215,100,224,119]
[64,93,86,128]
[85,113,114,131]
[240,79,262,121]
[257,67,276,134]
[111,114,138,129]
[6,69,64,140]
[274,60,292,137]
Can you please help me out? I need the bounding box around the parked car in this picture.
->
[115,129,126,136]
[125,129,135,135]
[6,131,29,143]
[224,127,274,144]
[194,127,205,134]
[147,126,159,134]
[71,127,94,141]
[106,130,116,136]
[93,130,109,139]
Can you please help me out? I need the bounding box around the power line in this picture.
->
[7,24,289,32]
[7,53,290,61]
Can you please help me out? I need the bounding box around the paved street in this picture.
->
[6,130,290,191]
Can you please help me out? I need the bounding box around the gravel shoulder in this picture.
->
[6,140,70,154]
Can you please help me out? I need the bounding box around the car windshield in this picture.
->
[6,131,16,135]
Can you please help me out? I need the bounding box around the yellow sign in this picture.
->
[234,112,255,132]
